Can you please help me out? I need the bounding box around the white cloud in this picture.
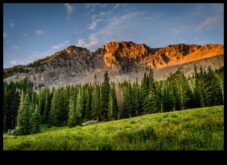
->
[52,43,65,49]
[87,4,122,31]
[10,60,17,65]
[76,39,86,47]
[79,11,143,50]
[3,32,6,38]
[86,35,99,49]
[196,15,221,31]
[36,29,44,35]
[99,12,106,16]
[85,3,100,12]
[98,11,144,37]
[10,22,14,28]
[75,35,99,50]
[172,28,179,34]
[113,3,120,10]
[64,3,74,15]
[9,19,14,28]
[13,45,19,49]
[88,18,102,30]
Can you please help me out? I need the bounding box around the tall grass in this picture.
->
[3,105,224,150]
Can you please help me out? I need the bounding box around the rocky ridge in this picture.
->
[4,41,224,87]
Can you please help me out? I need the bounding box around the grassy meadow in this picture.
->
[3,105,224,150]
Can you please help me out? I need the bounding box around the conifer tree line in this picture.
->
[3,66,224,135]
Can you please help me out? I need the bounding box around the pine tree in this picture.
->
[108,88,114,120]
[111,85,118,119]
[49,89,66,126]
[108,85,118,120]
[91,85,100,121]
[101,71,110,121]
[204,67,223,106]
[43,88,50,123]
[155,82,162,112]
[143,90,157,114]
[67,93,77,127]
[193,65,200,108]
[16,91,32,134]
[124,83,134,117]
[75,89,83,125]
[3,84,8,132]
[198,67,206,107]
[49,91,57,126]
[84,86,92,121]
[4,82,20,130]
[30,105,41,133]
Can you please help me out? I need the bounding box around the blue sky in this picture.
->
[3,3,224,68]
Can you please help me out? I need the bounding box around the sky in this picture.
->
[3,3,224,68]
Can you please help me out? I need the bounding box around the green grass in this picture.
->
[3,105,224,150]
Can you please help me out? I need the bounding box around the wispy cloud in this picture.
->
[12,45,19,49]
[196,15,221,31]
[98,11,144,37]
[80,11,144,50]
[9,19,14,28]
[10,60,17,65]
[3,32,6,38]
[23,33,28,36]
[76,35,99,50]
[113,3,120,10]
[25,42,68,65]
[172,28,179,35]
[76,39,86,47]
[88,17,102,30]
[88,4,122,31]
[64,3,74,15]
[52,43,65,49]
[36,29,44,35]
[85,3,99,12]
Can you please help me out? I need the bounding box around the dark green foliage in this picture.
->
[3,79,31,131]
[83,85,92,121]
[143,90,157,114]
[108,85,118,120]
[49,89,66,126]
[67,93,77,127]
[16,91,32,135]
[101,71,110,121]
[203,67,223,106]
[91,85,101,121]
[123,82,134,118]
[30,105,41,133]
[75,89,83,125]
[3,66,224,135]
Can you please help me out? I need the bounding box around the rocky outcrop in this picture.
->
[3,41,224,87]
[102,41,151,73]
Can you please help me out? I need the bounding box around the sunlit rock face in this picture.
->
[4,41,224,87]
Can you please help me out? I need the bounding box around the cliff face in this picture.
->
[3,41,224,87]
[102,41,151,73]
[102,42,224,70]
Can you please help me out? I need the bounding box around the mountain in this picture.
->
[4,41,224,87]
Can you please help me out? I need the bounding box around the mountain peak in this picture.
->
[3,41,224,87]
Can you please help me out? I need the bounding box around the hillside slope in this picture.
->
[3,105,224,150]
